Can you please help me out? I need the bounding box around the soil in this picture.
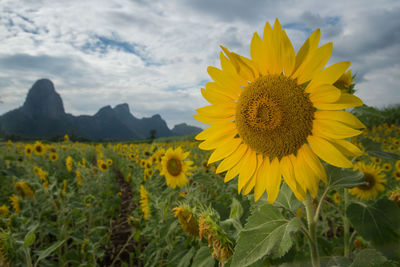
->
[101,169,140,266]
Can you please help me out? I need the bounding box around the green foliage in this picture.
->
[326,165,365,189]
[346,198,400,259]
[350,249,390,267]
[368,150,400,160]
[352,104,400,128]
[192,246,215,267]
[231,204,302,267]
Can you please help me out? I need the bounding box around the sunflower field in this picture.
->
[0,122,399,266]
[1,19,400,267]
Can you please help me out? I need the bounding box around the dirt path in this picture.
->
[102,169,139,266]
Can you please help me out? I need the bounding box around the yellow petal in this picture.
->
[307,61,351,90]
[308,84,341,103]
[281,29,295,76]
[220,52,248,86]
[196,104,236,118]
[266,157,281,204]
[221,46,256,82]
[242,154,263,195]
[280,156,305,201]
[314,111,366,129]
[270,18,283,74]
[208,138,242,164]
[238,150,257,193]
[313,119,362,139]
[330,139,363,157]
[216,144,248,173]
[307,135,353,168]
[193,114,234,125]
[250,32,267,75]
[297,144,327,184]
[205,82,239,100]
[224,160,242,183]
[196,122,236,140]
[207,66,242,96]
[313,93,363,110]
[293,42,333,84]
[224,146,250,182]
[201,87,235,107]
[262,21,274,74]
[293,29,321,74]
[198,131,237,150]
[293,154,319,198]
[254,156,270,201]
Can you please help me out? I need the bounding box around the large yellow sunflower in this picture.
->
[140,185,150,219]
[160,147,193,189]
[348,161,386,200]
[195,19,364,203]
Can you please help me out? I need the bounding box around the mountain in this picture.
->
[0,79,202,140]
[171,123,202,136]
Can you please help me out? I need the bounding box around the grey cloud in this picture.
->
[335,8,400,58]
[0,54,88,77]
[180,0,284,23]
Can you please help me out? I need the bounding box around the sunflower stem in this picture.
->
[343,189,350,257]
[304,193,320,267]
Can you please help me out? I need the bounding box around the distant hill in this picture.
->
[0,79,202,141]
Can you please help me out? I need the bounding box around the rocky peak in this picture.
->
[22,79,65,119]
[113,103,130,114]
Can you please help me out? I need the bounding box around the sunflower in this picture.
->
[395,160,400,171]
[62,179,67,196]
[66,156,73,172]
[348,162,386,200]
[394,170,400,181]
[33,141,45,156]
[24,144,33,157]
[97,159,109,172]
[195,19,364,203]
[333,192,341,204]
[9,194,20,213]
[76,171,82,185]
[106,158,113,166]
[50,152,58,162]
[173,205,199,237]
[0,205,9,217]
[140,185,150,219]
[160,147,193,189]
[382,162,392,172]
[14,181,34,199]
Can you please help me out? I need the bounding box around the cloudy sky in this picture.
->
[1,0,399,128]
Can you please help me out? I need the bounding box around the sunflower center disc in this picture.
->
[167,158,182,176]
[236,74,314,158]
[358,172,376,190]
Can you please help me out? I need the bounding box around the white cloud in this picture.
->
[0,0,399,129]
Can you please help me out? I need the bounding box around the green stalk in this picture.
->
[343,189,350,257]
[304,193,320,267]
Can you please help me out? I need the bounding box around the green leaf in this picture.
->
[346,199,400,259]
[359,138,382,151]
[350,249,388,267]
[230,198,244,221]
[24,232,36,248]
[24,224,38,248]
[191,246,215,267]
[36,240,66,264]
[323,256,352,267]
[177,247,196,267]
[326,165,365,188]
[275,183,302,212]
[368,151,400,160]
[231,204,302,267]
